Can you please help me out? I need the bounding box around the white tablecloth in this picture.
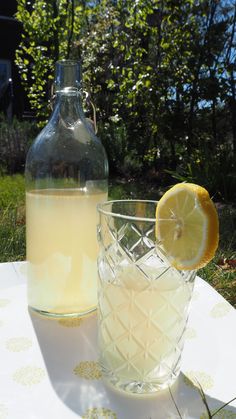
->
[0,262,235,419]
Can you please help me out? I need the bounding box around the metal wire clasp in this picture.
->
[84,90,98,134]
[50,85,97,134]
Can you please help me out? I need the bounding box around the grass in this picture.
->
[0,175,26,262]
[0,175,235,308]
[199,203,236,308]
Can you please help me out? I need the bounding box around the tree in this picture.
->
[15,0,82,123]
[15,0,236,198]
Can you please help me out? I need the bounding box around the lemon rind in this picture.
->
[155,183,219,271]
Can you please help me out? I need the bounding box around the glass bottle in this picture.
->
[25,60,108,318]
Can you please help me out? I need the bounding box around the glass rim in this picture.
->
[97,199,158,222]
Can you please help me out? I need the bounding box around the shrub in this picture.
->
[0,115,38,174]
[167,143,236,202]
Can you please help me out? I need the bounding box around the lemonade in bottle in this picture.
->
[25,60,108,317]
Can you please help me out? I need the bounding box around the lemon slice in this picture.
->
[155,183,219,270]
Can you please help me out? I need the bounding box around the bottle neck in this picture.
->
[55,60,81,91]
[50,88,85,126]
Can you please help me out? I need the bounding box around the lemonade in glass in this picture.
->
[97,184,219,394]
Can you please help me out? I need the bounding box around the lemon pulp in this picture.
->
[155,183,219,270]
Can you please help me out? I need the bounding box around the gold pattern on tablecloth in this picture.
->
[82,407,117,419]
[73,361,102,380]
[13,366,46,386]
[183,371,214,391]
[0,299,10,308]
[58,318,83,327]
[210,302,232,318]
[0,403,8,419]
[6,337,32,352]
[185,327,197,339]
[200,409,236,418]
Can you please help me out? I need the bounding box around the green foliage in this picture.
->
[15,0,236,201]
[0,174,25,208]
[77,0,236,182]
[0,175,26,262]
[0,115,38,174]
[0,206,26,262]
[98,121,128,175]
[167,142,236,202]
[15,0,84,124]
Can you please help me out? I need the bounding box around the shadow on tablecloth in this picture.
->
[29,310,236,419]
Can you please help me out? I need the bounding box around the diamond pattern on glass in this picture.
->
[97,209,195,392]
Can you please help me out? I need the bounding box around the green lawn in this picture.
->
[0,175,235,307]
[199,203,236,308]
[0,175,26,262]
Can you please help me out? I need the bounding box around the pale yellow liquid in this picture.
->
[99,264,194,386]
[26,189,107,316]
